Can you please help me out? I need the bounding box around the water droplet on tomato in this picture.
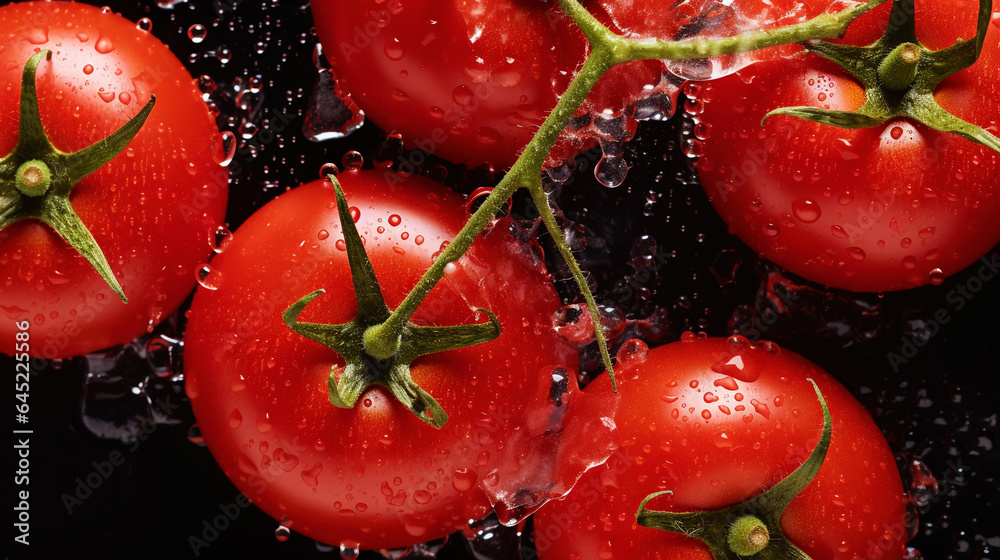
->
[414,235,425,246]
[762,222,780,237]
[452,468,477,492]
[902,256,917,270]
[384,38,405,60]
[136,18,152,32]
[890,126,904,140]
[848,246,867,261]
[388,214,402,227]
[831,225,849,238]
[339,544,361,560]
[929,268,945,285]
[83,64,95,75]
[918,226,936,239]
[301,463,323,487]
[195,264,222,290]
[94,35,114,54]
[229,409,243,429]
[792,199,821,223]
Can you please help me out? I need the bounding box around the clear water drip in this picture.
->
[82,332,185,442]
[479,365,619,526]
[303,45,365,142]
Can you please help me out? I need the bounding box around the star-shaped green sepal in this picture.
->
[282,175,502,428]
[763,0,999,153]
[0,51,156,302]
[636,379,832,560]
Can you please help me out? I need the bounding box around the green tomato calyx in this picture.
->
[636,379,832,560]
[0,51,158,303]
[282,175,502,429]
[763,0,1000,153]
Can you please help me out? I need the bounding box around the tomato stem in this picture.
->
[764,0,1000,153]
[727,515,770,556]
[15,160,52,197]
[878,42,921,90]
[609,0,892,63]
[282,175,502,428]
[636,379,832,560]
[0,50,157,304]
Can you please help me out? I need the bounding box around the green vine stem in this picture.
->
[362,0,894,390]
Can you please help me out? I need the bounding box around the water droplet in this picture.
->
[831,225,849,239]
[95,35,115,54]
[274,524,291,542]
[452,468,477,492]
[918,226,935,239]
[762,222,780,237]
[388,214,402,227]
[319,162,339,179]
[187,424,205,446]
[929,268,945,285]
[136,18,152,32]
[318,229,329,240]
[83,64,95,75]
[341,151,363,170]
[229,409,242,429]
[848,246,867,261]
[890,126,904,140]
[792,199,821,223]
[195,264,222,290]
[187,24,207,43]
[209,225,233,253]
[384,38,405,60]
[211,131,236,167]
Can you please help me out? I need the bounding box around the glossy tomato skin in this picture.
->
[184,171,578,549]
[0,2,229,357]
[312,0,836,168]
[696,0,1000,292]
[534,337,906,560]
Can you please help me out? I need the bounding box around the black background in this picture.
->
[4,1,998,559]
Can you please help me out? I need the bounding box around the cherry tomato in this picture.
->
[311,0,833,168]
[184,170,579,549]
[534,336,907,560]
[695,0,1000,292]
[0,1,229,357]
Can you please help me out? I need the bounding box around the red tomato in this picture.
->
[534,336,907,560]
[0,2,229,357]
[695,0,1000,292]
[311,0,832,168]
[184,171,579,549]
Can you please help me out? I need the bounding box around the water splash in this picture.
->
[303,44,365,141]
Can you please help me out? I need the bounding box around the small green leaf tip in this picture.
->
[0,50,158,303]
